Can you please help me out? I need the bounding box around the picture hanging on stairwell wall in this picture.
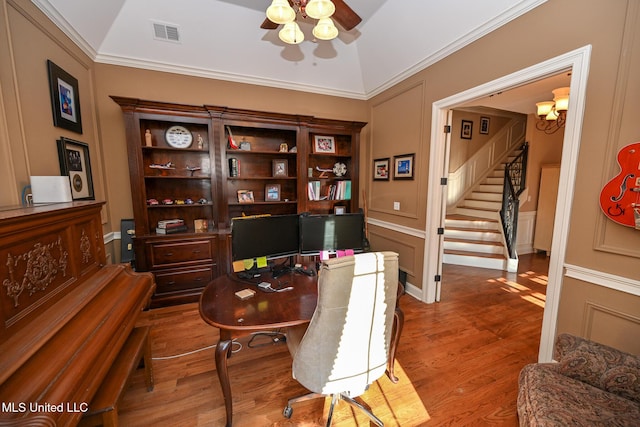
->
[480,117,490,134]
[461,120,473,139]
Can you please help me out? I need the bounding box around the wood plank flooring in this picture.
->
[117,253,549,426]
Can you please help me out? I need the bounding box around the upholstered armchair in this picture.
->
[283,251,399,427]
[518,333,640,426]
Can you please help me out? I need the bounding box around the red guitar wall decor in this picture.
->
[599,142,640,229]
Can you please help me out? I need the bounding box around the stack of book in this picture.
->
[307,180,351,201]
[156,219,187,234]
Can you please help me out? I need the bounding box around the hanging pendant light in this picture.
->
[279,21,305,44]
[266,0,296,25]
[312,17,338,40]
[305,0,335,19]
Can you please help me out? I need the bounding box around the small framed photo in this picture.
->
[194,219,210,233]
[272,159,288,177]
[237,190,254,204]
[265,184,281,201]
[313,135,336,154]
[480,117,490,135]
[393,153,415,180]
[47,60,83,134]
[461,120,473,139]
[279,143,289,152]
[334,206,346,215]
[373,158,390,181]
[56,137,94,200]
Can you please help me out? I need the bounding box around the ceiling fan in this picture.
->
[261,0,362,32]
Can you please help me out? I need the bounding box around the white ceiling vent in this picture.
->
[152,21,181,43]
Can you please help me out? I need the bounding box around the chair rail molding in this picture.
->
[564,264,640,297]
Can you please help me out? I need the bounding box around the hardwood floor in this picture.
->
[118,253,549,426]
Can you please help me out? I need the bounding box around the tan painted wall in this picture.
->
[1,0,639,350]
[366,0,640,347]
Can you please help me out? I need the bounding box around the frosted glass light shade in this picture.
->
[267,0,296,24]
[312,17,338,40]
[279,21,304,44]
[552,87,570,111]
[306,0,335,19]
[536,101,554,118]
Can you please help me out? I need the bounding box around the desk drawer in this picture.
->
[149,239,213,268]
[154,266,214,295]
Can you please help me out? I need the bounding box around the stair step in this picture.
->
[443,249,505,259]
[444,228,502,242]
[476,182,504,194]
[445,216,501,230]
[454,207,500,219]
[443,239,503,254]
[460,199,502,210]
[471,191,502,202]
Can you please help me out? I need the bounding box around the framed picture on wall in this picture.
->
[373,158,390,180]
[393,153,415,180]
[56,137,94,200]
[480,117,490,134]
[461,120,473,139]
[47,60,83,134]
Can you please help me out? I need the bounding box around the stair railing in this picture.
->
[500,142,529,259]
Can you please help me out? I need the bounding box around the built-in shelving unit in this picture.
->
[113,96,365,307]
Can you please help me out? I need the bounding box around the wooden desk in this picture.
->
[199,271,404,427]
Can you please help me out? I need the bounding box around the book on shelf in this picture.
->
[308,180,351,201]
[157,219,185,228]
[155,225,188,234]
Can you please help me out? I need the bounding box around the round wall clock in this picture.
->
[165,125,193,148]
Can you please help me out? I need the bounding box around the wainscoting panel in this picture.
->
[557,272,640,355]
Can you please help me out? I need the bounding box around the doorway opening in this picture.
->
[423,45,592,362]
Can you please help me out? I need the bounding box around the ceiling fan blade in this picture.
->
[261,18,279,30]
[331,0,361,31]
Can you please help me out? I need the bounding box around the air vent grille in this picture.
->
[152,22,180,43]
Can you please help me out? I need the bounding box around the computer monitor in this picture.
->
[299,213,365,255]
[231,214,299,261]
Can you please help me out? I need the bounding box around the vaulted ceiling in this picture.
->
[33,0,553,104]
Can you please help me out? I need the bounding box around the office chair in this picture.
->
[283,251,399,427]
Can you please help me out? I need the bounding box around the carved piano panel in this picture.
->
[0,202,106,339]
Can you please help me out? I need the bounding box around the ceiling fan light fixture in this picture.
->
[312,17,338,40]
[305,0,335,19]
[279,21,305,44]
[267,0,296,25]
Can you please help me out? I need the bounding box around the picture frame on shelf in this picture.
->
[47,60,83,134]
[373,158,390,181]
[393,153,415,180]
[480,117,490,135]
[272,159,288,177]
[313,135,336,154]
[237,190,254,204]
[461,120,473,139]
[56,137,94,200]
[334,206,346,215]
[279,143,288,152]
[265,184,281,201]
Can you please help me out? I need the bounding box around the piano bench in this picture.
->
[80,326,153,427]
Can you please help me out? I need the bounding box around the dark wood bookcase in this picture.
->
[113,96,365,307]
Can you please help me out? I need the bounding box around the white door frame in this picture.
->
[423,45,592,362]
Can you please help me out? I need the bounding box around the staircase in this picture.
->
[444,150,523,271]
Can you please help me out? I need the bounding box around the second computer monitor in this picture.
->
[299,213,365,255]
